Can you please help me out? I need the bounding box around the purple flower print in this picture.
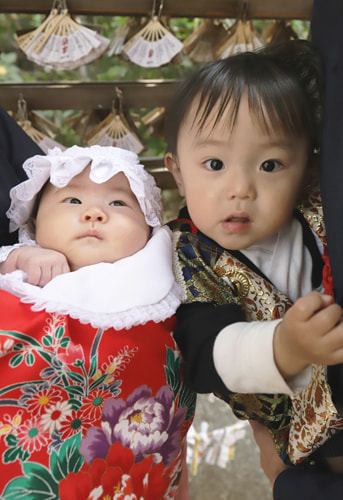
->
[80,384,187,466]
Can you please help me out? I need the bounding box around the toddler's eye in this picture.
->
[109,200,125,207]
[64,197,81,204]
[204,159,224,171]
[260,160,281,172]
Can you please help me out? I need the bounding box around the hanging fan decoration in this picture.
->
[215,3,265,59]
[16,0,110,70]
[141,107,166,140]
[66,109,109,144]
[85,88,145,154]
[183,18,229,63]
[15,96,66,153]
[29,110,61,140]
[123,0,183,68]
[107,16,147,58]
[262,19,299,45]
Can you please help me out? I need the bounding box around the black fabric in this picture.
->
[274,468,343,500]
[294,210,324,289]
[311,0,343,413]
[270,2,343,497]
[174,301,245,394]
[311,1,343,305]
[0,106,43,245]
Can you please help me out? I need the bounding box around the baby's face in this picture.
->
[35,168,150,271]
[166,95,310,250]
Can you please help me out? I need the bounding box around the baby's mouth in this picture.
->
[79,230,102,239]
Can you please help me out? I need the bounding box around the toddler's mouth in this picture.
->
[225,213,251,223]
[226,216,250,223]
[222,213,252,233]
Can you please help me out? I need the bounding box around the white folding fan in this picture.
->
[16,0,110,70]
[123,0,183,68]
[107,17,147,57]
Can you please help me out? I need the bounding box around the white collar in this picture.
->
[0,226,181,330]
[241,218,319,302]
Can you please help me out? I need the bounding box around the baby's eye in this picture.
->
[204,159,224,171]
[109,200,125,207]
[260,160,282,172]
[63,197,81,204]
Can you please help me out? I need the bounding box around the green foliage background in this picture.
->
[0,13,310,156]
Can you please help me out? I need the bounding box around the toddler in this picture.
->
[165,40,343,471]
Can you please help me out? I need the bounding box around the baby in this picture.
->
[0,145,195,499]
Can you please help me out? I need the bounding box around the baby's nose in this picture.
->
[81,206,107,222]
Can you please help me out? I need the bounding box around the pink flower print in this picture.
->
[58,343,84,365]
[0,338,14,357]
[16,416,49,454]
[40,401,73,434]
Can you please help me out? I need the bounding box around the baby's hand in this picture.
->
[274,291,343,379]
[0,246,70,287]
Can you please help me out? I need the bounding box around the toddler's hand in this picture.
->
[274,291,343,379]
[0,246,70,287]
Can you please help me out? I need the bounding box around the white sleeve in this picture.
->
[0,235,38,265]
[213,320,312,396]
[0,243,25,264]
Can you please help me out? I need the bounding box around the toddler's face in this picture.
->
[166,95,310,250]
[35,167,150,271]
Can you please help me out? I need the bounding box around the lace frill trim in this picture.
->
[18,280,181,330]
[7,145,162,232]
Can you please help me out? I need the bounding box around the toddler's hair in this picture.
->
[166,40,323,156]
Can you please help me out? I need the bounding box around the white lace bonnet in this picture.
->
[6,145,162,233]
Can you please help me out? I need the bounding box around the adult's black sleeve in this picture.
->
[274,468,343,500]
[0,106,43,245]
[311,0,343,413]
[311,0,343,306]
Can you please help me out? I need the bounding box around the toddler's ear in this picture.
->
[164,152,185,196]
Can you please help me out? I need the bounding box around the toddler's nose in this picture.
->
[227,170,256,200]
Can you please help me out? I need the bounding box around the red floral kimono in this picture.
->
[0,227,195,499]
